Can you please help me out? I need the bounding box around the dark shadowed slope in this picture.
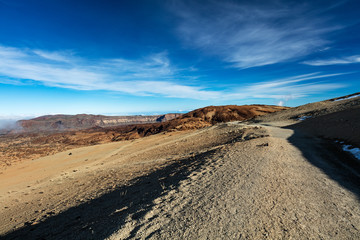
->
[253,93,360,147]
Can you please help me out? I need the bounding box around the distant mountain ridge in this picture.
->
[108,105,289,140]
[1,104,288,168]
[18,113,182,132]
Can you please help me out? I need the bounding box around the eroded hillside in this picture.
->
[0,105,287,168]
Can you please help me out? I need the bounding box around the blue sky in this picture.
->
[0,0,359,119]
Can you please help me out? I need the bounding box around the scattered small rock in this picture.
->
[46,211,55,216]
[68,152,72,155]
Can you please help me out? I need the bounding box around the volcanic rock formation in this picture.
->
[18,113,182,132]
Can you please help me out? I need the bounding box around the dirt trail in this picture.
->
[1,122,359,239]
[108,123,360,239]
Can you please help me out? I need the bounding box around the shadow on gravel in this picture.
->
[2,149,218,240]
[285,125,360,200]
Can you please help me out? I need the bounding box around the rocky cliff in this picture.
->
[18,113,182,132]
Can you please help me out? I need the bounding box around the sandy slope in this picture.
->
[1,120,359,239]
[0,125,254,237]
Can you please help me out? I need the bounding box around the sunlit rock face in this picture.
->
[17,113,183,132]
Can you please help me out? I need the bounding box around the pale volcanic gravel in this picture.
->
[0,124,262,238]
[1,121,359,239]
[108,123,360,239]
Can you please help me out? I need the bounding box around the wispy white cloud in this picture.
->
[33,49,75,63]
[224,72,347,101]
[277,100,285,106]
[0,45,347,103]
[241,72,349,92]
[0,45,219,100]
[172,0,340,68]
[302,55,360,66]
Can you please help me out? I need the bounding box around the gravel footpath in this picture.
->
[108,123,360,239]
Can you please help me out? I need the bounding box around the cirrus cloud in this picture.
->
[0,45,347,103]
[172,0,341,68]
[302,55,360,66]
[0,45,220,100]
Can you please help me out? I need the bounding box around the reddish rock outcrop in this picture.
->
[109,105,288,140]
[1,104,287,168]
